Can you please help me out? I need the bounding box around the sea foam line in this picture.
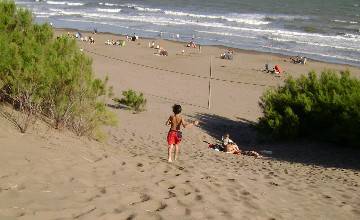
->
[96,8,122,13]
[46,1,84,6]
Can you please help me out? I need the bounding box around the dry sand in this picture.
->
[0,29,360,220]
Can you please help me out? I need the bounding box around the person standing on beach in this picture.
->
[165,104,199,162]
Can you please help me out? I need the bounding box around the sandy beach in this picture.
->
[1,29,360,220]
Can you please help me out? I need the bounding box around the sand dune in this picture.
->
[0,30,360,220]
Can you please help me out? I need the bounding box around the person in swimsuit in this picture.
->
[165,104,199,162]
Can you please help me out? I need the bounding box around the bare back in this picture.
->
[168,115,183,131]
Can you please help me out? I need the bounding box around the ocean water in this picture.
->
[15,0,360,66]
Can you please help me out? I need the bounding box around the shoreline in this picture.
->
[55,27,360,70]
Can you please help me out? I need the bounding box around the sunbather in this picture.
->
[222,133,261,158]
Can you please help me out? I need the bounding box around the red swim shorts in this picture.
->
[167,130,182,145]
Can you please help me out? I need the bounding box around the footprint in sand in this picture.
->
[137,163,143,167]
[241,190,251,196]
[126,214,136,220]
[165,191,176,199]
[195,195,203,201]
[156,202,168,212]
[168,185,176,190]
[99,187,106,194]
[113,208,122,214]
[129,194,151,205]
[184,191,191,196]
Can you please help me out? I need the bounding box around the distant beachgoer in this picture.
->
[274,64,282,75]
[165,104,199,162]
[301,57,307,64]
[159,49,168,56]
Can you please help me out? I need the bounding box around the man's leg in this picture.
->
[168,144,174,162]
[174,144,180,161]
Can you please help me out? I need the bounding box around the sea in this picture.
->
[15,0,360,67]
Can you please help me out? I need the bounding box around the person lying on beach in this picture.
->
[222,133,261,158]
[165,104,199,162]
[159,49,168,56]
[222,133,240,154]
[154,48,168,56]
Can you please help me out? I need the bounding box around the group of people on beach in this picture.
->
[70,31,95,44]
[105,39,126,46]
[148,41,169,56]
[264,63,283,76]
[165,104,261,162]
[220,50,234,60]
[290,56,307,64]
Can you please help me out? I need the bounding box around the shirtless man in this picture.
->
[165,104,199,162]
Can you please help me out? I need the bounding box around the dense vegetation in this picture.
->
[113,89,147,112]
[0,1,116,139]
[258,70,360,146]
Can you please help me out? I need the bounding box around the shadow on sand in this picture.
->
[192,113,360,170]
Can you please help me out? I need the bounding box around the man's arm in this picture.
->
[182,118,199,128]
[165,116,171,126]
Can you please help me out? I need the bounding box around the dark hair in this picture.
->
[172,104,182,114]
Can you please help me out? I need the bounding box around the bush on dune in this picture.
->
[257,70,360,146]
[0,1,116,138]
[113,89,147,113]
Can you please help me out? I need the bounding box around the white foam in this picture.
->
[262,45,360,63]
[104,3,118,6]
[67,3,83,6]
[98,2,118,6]
[265,14,310,21]
[268,37,360,52]
[134,6,161,12]
[333,19,358,24]
[164,10,269,25]
[46,1,83,6]
[96,8,122,13]
[119,3,161,12]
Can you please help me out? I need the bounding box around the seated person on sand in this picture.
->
[301,57,307,64]
[131,33,139,42]
[273,64,282,75]
[222,133,261,158]
[89,36,95,44]
[148,41,155,48]
[264,63,271,73]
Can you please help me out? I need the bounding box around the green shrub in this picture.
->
[257,70,360,146]
[0,1,117,137]
[114,89,147,112]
